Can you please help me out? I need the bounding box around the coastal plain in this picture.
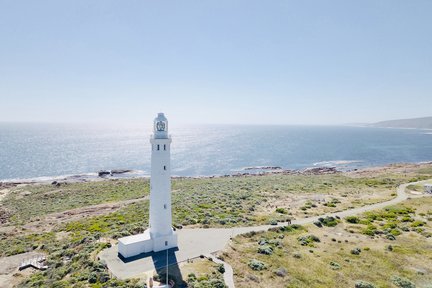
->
[0,162,431,287]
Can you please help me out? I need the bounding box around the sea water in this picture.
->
[0,123,431,181]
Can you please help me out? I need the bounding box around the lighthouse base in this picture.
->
[118,229,178,259]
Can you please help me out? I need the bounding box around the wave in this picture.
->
[313,160,363,167]
[0,170,148,184]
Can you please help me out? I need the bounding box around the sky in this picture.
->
[0,0,431,125]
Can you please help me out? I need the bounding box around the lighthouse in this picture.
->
[118,113,178,259]
[149,113,177,251]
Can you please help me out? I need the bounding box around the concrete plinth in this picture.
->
[118,229,178,259]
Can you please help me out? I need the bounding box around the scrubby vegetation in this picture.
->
[3,179,150,224]
[4,171,427,227]
[223,197,432,287]
[13,233,141,287]
[344,203,432,240]
[0,164,431,287]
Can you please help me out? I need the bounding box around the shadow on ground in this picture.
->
[118,248,186,287]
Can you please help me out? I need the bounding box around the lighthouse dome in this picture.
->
[154,113,168,139]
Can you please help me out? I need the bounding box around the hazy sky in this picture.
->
[1,1,431,125]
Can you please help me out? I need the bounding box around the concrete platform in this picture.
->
[99,227,242,279]
[99,225,277,279]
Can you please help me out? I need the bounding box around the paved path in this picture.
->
[99,179,432,284]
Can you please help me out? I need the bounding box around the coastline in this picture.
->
[1,160,431,188]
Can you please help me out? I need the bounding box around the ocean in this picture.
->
[0,123,431,181]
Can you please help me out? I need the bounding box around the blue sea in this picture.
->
[1,123,431,181]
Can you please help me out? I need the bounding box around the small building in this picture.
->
[425,184,432,194]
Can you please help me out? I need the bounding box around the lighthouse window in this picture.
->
[164,144,166,150]
[157,144,160,151]
[164,204,167,209]
[165,241,168,246]
[164,165,166,170]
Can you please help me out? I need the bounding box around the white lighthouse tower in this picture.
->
[149,113,177,251]
[118,113,178,259]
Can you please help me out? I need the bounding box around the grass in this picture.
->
[406,183,425,192]
[3,179,149,224]
[223,197,432,288]
[3,173,416,227]
[0,164,431,287]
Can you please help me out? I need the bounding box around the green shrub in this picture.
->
[390,275,416,288]
[389,229,401,236]
[257,245,273,255]
[217,264,225,274]
[297,235,320,246]
[355,280,376,288]
[386,234,396,240]
[87,272,98,284]
[362,225,378,236]
[351,248,361,255]
[329,261,341,270]
[321,216,338,227]
[248,259,266,271]
[268,219,278,225]
[410,220,425,227]
[275,208,287,214]
[346,216,360,224]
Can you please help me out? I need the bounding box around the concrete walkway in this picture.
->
[99,179,432,284]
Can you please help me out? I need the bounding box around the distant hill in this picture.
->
[370,116,432,129]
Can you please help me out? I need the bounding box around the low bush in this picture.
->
[319,216,338,227]
[345,216,360,224]
[329,261,341,270]
[273,267,287,277]
[390,275,416,288]
[248,259,266,271]
[386,234,396,240]
[297,235,320,246]
[355,280,376,288]
[351,248,361,255]
[257,245,273,255]
[276,208,288,214]
[410,220,425,227]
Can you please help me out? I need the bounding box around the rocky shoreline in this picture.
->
[1,161,432,188]
[0,166,341,187]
